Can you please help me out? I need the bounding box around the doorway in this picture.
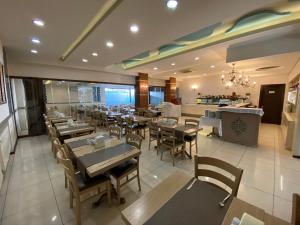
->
[259,84,286,125]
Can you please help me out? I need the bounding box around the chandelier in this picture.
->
[221,64,256,89]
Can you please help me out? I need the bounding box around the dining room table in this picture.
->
[154,120,202,158]
[48,115,74,124]
[65,132,142,205]
[122,170,290,225]
[55,123,95,139]
[121,170,233,225]
[121,115,152,124]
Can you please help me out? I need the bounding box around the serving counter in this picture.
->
[219,107,263,147]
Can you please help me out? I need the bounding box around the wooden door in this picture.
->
[259,84,285,124]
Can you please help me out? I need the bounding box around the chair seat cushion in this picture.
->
[75,172,109,191]
[161,139,184,147]
[109,159,137,178]
[184,134,197,142]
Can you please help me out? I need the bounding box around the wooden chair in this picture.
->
[103,113,116,128]
[116,116,126,136]
[109,134,142,204]
[292,193,300,225]
[56,149,111,225]
[108,125,121,139]
[163,116,179,124]
[194,156,243,197]
[159,126,185,166]
[183,119,200,155]
[148,122,160,152]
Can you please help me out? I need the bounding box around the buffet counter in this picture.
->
[219,107,263,146]
[181,104,219,116]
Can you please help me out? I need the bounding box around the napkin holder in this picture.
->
[89,136,105,149]
[231,213,264,225]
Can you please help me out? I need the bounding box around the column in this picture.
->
[165,77,176,103]
[135,73,149,109]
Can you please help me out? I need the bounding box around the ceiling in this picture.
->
[0,0,299,79]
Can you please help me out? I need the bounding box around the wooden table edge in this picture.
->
[121,170,191,225]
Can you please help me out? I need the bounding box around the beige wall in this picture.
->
[8,62,136,84]
[179,73,289,106]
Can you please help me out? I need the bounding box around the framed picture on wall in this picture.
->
[0,65,7,104]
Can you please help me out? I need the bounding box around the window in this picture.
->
[104,87,135,106]
[149,86,164,106]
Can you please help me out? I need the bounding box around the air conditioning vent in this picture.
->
[256,66,281,71]
[179,68,193,73]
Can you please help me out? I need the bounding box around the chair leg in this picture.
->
[117,179,121,204]
[107,182,112,206]
[148,138,151,150]
[195,138,198,154]
[64,171,68,188]
[161,149,163,160]
[137,168,141,191]
[172,148,175,166]
[75,197,81,225]
[69,191,73,208]
[190,142,192,156]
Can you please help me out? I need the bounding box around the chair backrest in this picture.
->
[56,149,79,194]
[160,126,176,147]
[109,125,121,139]
[292,193,300,225]
[49,127,57,139]
[126,133,142,149]
[185,119,199,126]
[149,122,160,137]
[163,116,179,123]
[125,116,135,126]
[194,156,243,197]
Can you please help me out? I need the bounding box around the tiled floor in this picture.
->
[0,121,299,225]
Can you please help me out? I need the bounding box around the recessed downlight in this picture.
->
[173,72,177,74]
[106,41,114,48]
[194,57,199,61]
[32,19,45,27]
[166,0,178,10]
[210,65,215,68]
[30,49,38,54]
[82,58,88,63]
[31,37,41,44]
[153,67,158,70]
[130,24,139,33]
[92,52,98,57]
[171,62,176,66]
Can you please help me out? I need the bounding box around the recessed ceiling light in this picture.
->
[106,41,114,48]
[210,65,215,68]
[31,37,41,44]
[92,52,98,57]
[166,0,178,10]
[153,67,158,70]
[194,57,199,61]
[82,58,88,63]
[30,49,38,54]
[32,19,45,27]
[173,72,177,74]
[130,24,139,33]
[171,62,176,66]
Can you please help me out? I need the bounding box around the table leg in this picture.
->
[92,183,126,207]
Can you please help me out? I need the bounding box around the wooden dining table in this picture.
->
[65,133,141,179]
[122,115,152,124]
[155,121,202,158]
[48,115,73,124]
[55,124,95,138]
[122,170,290,225]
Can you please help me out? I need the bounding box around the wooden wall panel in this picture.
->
[165,77,176,103]
[135,73,149,109]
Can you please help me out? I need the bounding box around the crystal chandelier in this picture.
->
[221,64,256,89]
